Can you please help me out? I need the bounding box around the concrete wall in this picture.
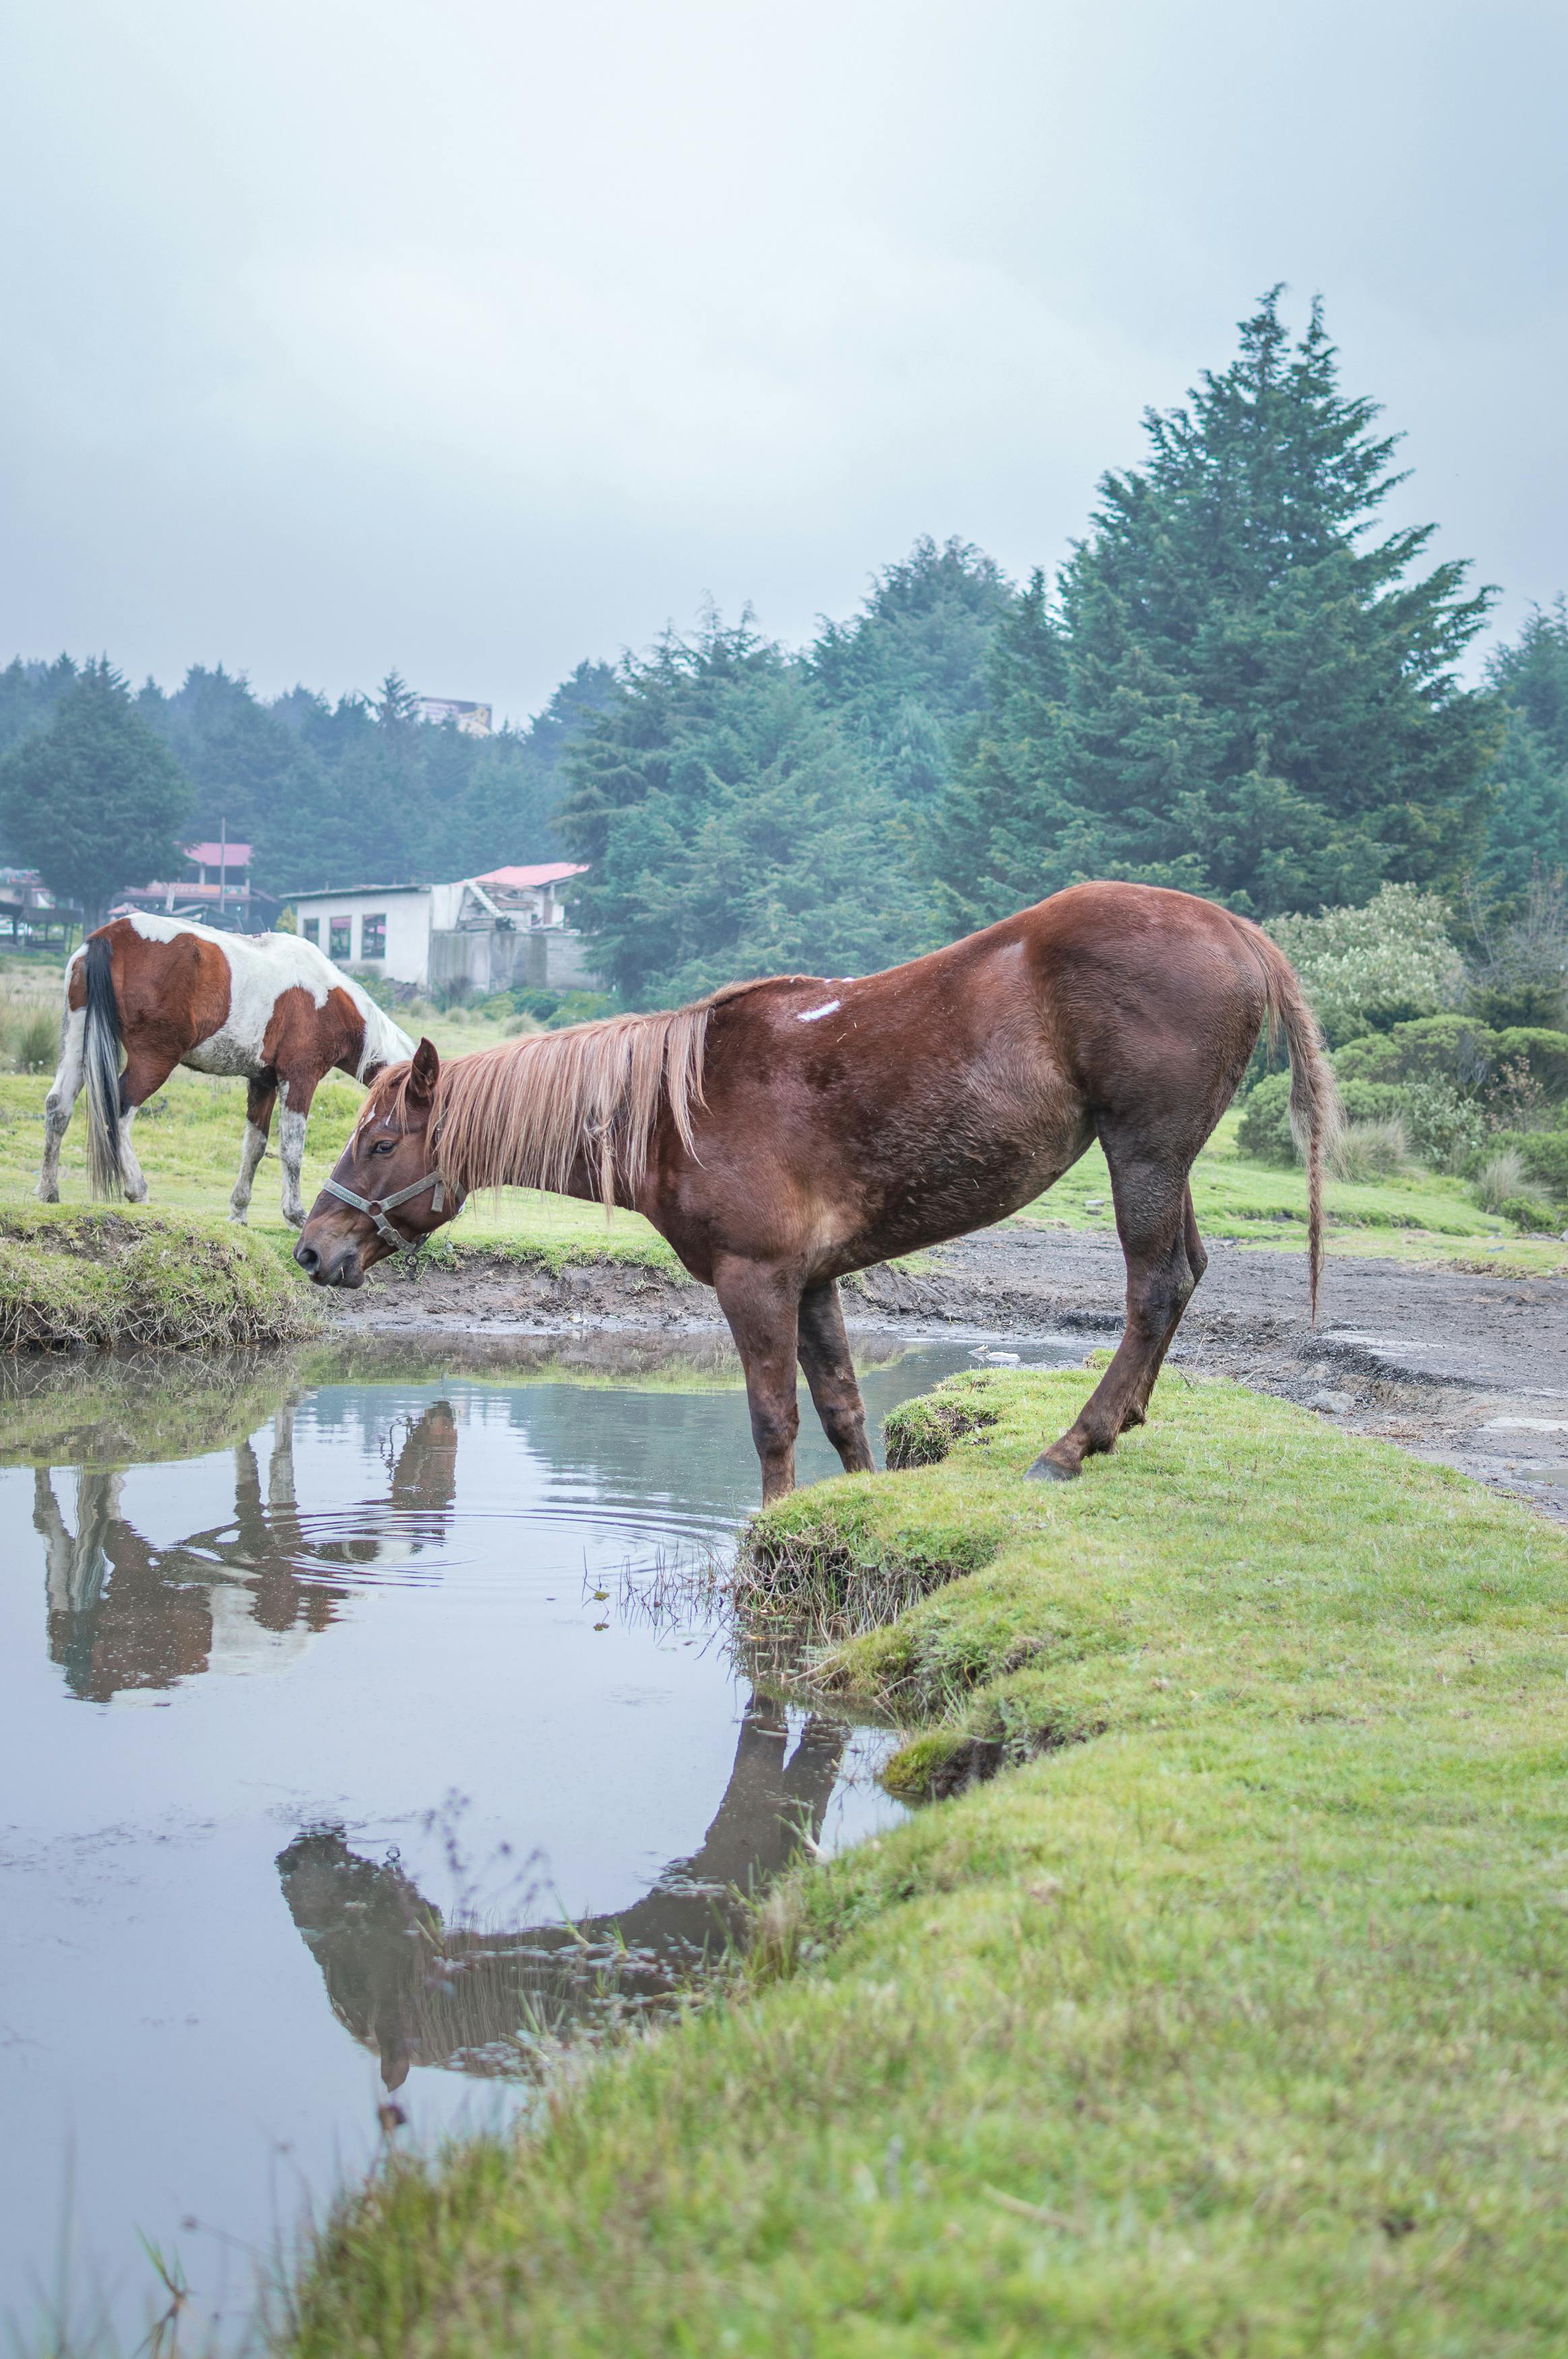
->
[428,925,600,996]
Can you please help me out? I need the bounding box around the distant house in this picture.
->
[415,696,492,737]
[282,863,596,995]
[0,868,81,946]
[117,842,273,931]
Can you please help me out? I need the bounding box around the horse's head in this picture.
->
[295,1039,458,1287]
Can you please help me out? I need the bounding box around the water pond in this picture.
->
[0,1328,1085,2348]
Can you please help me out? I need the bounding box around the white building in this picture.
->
[282,863,596,995]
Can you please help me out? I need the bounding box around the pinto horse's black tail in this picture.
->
[82,932,126,1198]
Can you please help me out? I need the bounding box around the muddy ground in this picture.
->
[338,1226,1568,1521]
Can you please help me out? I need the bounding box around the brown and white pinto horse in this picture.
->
[39,913,414,1226]
[296,883,1339,1498]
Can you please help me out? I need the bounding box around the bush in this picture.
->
[1334,1014,1568,1113]
[1238,1075,1410,1168]
[1267,884,1466,1048]
[1499,1194,1561,1235]
[1481,1130,1568,1200]
[6,1008,59,1073]
[1331,1117,1409,1182]
[1473,1148,1527,1213]
[1388,1078,1489,1171]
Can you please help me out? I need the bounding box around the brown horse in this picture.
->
[294,883,1339,1499]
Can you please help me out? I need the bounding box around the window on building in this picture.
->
[329,916,352,962]
[360,912,386,960]
[301,917,319,945]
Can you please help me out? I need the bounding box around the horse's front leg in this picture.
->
[712,1256,803,1504]
[276,1074,317,1229]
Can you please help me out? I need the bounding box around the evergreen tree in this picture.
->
[558,615,926,1004]
[1478,600,1568,902]
[0,660,194,927]
[811,536,1013,807]
[0,654,77,763]
[935,292,1498,922]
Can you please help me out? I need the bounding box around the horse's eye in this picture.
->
[371,1139,396,1156]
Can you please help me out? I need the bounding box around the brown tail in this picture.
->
[1253,933,1342,1324]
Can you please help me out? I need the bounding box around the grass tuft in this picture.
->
[0,1204,324,1350]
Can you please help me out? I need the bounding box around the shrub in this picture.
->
[1238,1075,1410,1168]
[1331,1117,1409,1183]
[1481,1130,1568,1200]
[1465,868,1568,1030]
[1473,1148,1528,1213]
[1391,1078,1489,1171]
[1334,1014,1568,1115]
[1268,884,1466,1048]
[1499,1194,1561,1235]
[7,1008,59,1073]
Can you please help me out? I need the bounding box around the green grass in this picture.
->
[0,1203,324,1350]
[0,1063,677,1273]
[4,1062,1563,1283]
[1023,1108,1568,1275]
[281,1371,1568,2357]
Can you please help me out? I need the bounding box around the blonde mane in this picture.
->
[360,979,780,1209]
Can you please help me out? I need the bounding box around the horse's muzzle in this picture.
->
[294,1234,364,1288]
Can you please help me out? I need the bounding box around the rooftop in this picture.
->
[476,863,586,891]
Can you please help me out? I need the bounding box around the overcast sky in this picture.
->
[3,0,1564,724]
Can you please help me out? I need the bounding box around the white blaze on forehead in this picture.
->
[796,1000,840,1024]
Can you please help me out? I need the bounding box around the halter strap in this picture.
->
[320,1166,461,1260]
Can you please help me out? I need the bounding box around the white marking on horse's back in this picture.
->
[797,1000,841,1024]
[121,913,408,1078]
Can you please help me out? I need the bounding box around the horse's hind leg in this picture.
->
[797,1280,874,1475]
[713,1256,803,1504]
[1123,1185,1207,1430]
[230,1079,276,1223]
[38,1001,83,1202]
[1028,1153,1199,1483]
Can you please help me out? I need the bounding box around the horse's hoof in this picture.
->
[1026,1452,1079,1483]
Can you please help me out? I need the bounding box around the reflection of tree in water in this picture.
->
[36,1403,460,1702]
[278,1693,848,2087]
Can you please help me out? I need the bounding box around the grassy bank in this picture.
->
[0,1204,323,1350]
[6,1064,1561,1276]
[1024,1108,1567,1275]
[282,1371,1568,2356]
[0,1065,677,1272]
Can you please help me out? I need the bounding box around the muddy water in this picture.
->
[0,1331,1085,2348]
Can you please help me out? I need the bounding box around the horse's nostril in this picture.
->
[294,1240,320,1275]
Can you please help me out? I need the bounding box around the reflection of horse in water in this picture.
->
[35,1401,460,1701]
[278,1694,849,2088]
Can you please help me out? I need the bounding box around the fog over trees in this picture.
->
[2,296,1565,1004]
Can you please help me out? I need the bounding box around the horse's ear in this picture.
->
[361,1060,387,1086]
[408,1037,441,1103]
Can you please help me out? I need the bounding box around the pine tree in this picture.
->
[1478,600,1568,902]
[935,292,1499,921]
[557,615,926,1004]
[811,536,1013,807]
[0,661,194,927]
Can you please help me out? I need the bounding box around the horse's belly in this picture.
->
[183,1024,262,1079]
